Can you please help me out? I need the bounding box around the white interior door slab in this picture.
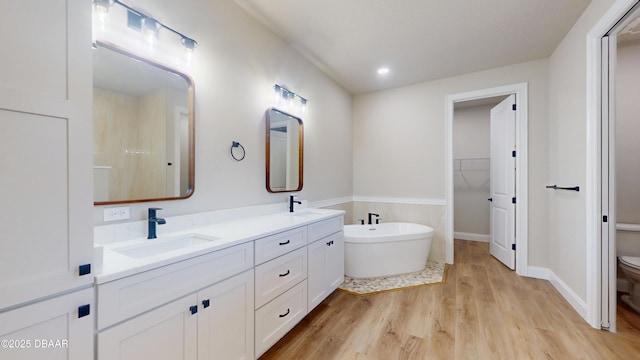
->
[489,95,516,269]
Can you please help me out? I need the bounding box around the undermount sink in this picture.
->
[112,234,220,259]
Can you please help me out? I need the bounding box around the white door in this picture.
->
[489,95,516,269]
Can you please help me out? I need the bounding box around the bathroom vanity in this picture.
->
[94,209,344,360]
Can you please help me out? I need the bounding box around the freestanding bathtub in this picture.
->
[343,222,434,278]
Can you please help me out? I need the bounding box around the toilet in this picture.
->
[619,256,640,313]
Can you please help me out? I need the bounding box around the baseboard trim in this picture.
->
[526,266,550,280]
[548,270,588,320]
[454,232,489,242]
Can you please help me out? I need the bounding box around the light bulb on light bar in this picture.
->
[377,67,390,75]
[142,17,159,45]
[93,0,114,13]
[181,37,197,62]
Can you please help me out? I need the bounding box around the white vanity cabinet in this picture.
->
[95,211,345,360]
[307,217,345,311]
[253,216,344,358]
[253,227,309,358]
[96,243,255,360]
[0,288,94,360]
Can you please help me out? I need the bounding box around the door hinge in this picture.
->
[512,197,516,204]
[512,104,517,111]
[603,215,608,222]
[512,244,516,251]
[512,150,516,158]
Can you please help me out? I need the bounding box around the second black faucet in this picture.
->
[289,195,302,213]
[368,212,380,225]
[148,207,166,239]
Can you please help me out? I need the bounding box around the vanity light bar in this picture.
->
[274,84,307,105]
[94,0,198,52]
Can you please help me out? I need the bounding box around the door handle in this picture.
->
[488,198,493,202]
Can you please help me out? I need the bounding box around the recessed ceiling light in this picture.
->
[377,67,390,75]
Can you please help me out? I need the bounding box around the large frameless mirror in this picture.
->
[92,41,195,205]
[266,108,303,193]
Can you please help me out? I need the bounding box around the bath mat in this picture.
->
[338,261,446,296]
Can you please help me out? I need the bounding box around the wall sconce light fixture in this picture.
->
[274,84,308,115]
[93,0,198,55]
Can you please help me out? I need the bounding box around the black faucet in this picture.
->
[289,194,302,213]
[368,212,380,225]
[148,207,166,239]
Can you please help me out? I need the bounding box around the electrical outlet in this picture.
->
[103,206,130,222]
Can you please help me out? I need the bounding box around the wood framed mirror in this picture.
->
[266,108,303,193]
[92,41,195,205]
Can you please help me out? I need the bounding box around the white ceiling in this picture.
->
[233,0,592,94]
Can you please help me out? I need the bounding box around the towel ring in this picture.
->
[230,141,245,161]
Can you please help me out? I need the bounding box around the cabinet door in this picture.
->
[307,231,344,311]
[326,231,345,290]
[98,294,198,360]
[198,269,254,360]
[0,288,93,360]
[0,0,94,310]
[307,237,329,311]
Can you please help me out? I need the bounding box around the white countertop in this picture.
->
[95,208,344,284]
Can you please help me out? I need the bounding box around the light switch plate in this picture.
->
[103,206,130,222]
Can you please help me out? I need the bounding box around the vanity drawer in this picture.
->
[308,216,343,243]
[255,280,307,358]
[97,242,253,330]
[254,226,307,265]
[255,247,307,308]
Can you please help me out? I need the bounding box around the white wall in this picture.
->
[547,0,616,302]
[453,104,492,238]
[353,59,550,267]
[92,0,353,224]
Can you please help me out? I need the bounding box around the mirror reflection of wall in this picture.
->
[266,108,303,193]
[92,42,194,204]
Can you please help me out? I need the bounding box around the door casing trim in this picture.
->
[445,82,528,276]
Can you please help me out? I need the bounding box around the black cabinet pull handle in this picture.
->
[488,198,493,202]
[279,240,290,246]
[279,308,290,318]
[79,264,91,276]
[279,270,290,277]
[202,299,210,308]
[327,240,334,246]
[190,305,198,315]
[78,304,90,318]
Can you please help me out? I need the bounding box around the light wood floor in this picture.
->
[260,240,640,359]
